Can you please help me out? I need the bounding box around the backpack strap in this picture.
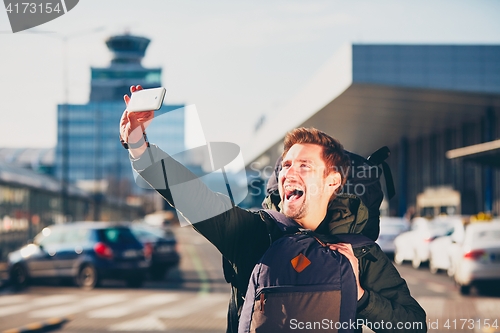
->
[303,232,374,247]
[310,232,377,262]
[263,210,378,262]
[262,209,301,234]
[263,209,376,248]
[333,233,376,248]
[367,146,396,200]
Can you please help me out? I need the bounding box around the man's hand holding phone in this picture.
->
[120,85,155,159]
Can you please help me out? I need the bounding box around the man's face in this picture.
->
[278,143,340,228]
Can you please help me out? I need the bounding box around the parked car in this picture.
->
[428,218,465,275]
[8,222,149,289]
[130,223,180,280]
[376,217,410,256]
[449,221,500,295]
[394,216,455,268]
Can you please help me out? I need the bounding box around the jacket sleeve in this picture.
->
[131,145,271,268]
[357,244,427,333]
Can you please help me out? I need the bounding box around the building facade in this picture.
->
[245,44,500,217]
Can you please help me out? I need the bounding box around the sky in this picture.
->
[1,0,500,152]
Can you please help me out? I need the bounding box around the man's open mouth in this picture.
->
[284,185,304,202]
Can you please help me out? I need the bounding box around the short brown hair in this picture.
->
[282,127,350,192]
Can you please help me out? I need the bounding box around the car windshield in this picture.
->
[98,227,137,244]
[380,225,407,235]
[33,227,64,246]
[133,225,167,238]
[473,229,500,242]
[430,222,453,234]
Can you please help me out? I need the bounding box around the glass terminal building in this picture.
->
[245,44,500,217]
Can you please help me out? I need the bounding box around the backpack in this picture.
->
[262,146,395,241]
[238,210,375,333]
[224,146,394,332]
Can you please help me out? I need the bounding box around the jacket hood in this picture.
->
[261,193,368,235]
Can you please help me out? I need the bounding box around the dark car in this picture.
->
[8,222,149,289]
[130,224,180,280]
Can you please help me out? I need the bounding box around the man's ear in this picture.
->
[327,172,342,194]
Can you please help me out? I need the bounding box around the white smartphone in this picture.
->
[126,87,166,112]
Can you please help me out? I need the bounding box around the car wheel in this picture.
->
[126,275,144,288]
[412,253,422,269]
[10,264,28,289]
[459,284,471,295]
[77,264,99,290]
[394,249,404,265]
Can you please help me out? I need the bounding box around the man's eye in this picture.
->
[301,164,311,168]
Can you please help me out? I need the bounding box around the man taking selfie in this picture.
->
[120,85,426,333]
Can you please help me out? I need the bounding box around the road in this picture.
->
[0,226,499,333]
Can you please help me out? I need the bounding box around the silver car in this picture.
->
[376,217,410,256]
[450,221,500,295]
[394,216,455,268]
[428,219,465,275]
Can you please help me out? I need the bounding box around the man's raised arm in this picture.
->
[118,86,271,267]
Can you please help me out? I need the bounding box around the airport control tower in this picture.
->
[89,34,162,101]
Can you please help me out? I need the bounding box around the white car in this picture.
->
[428,218,465,275]
[376,217,410,256]
[450,222,500,295]
[394,216,455,268]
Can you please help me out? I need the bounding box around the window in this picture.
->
[474,229,500,242]
[63,228,89,244]
[98,227,137,244]
[35,228,64,247]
